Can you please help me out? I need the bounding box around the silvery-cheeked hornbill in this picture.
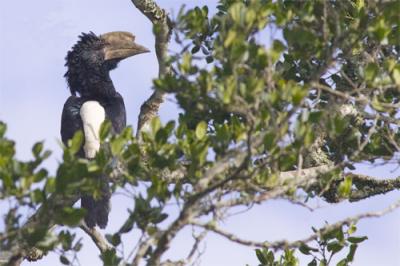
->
[61,31,149,228]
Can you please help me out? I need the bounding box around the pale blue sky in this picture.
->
[0,1,399,266]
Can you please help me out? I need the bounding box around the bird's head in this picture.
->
[65,31,149,96]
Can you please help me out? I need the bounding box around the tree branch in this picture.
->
[131,0,172,136]
[191,199,400,251]
[322,173,400,203]
[146,203,200,266]
[132,235,158,266]
[79,222,113,254]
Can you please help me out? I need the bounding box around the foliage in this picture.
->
[253,223,367,266]
[1,0,399,265]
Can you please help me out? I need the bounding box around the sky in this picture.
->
[0,1,399,266]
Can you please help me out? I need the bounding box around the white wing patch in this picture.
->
[80,101,105,159]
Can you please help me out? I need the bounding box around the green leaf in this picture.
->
[369,18,391,42]
[365,63,379,81]
[151,117,161,136]
[33,168,48,183]
[347,244,358,262]
[106,233,121,247]
[224,30,237,47]
[308,259,317,266]
[195,121,208,140]
[337,258,348,266]
[220,76,236,104]
[99,120,112,141]
[245,9,256,25]
[31,189,44,203]
[309,111,323,123]
[271,40,286,62]
[118,213,135,234]
[206,56,214,63]
[229,2,245,25]
[348,224,357,234]
[338,176,352,198]
[266,250,274,263]
[56,207,86,226]
[68,130,83,155]
[322,226,342,241]
[43,150,52,160]
[299,243,318,255]
[121,126,133,140]
[60,255,70,265]
[59,230,74,250]
[263,132,276,151]
[284,27,315,47]
[111,136,125,156]
[191,45,200,54]
[153,213,168,224]
[291,85,307,106]
[25,227,48,246]
[180,53,192,74]
[255,249,268,264]
[392,66,400,86]
[45,178,56,194]
[347,236,368,244]
[32,142,44,158]
[0,121,6,137]
[327,241,344,254]
[100,249,121,266]
[355,0,365,10]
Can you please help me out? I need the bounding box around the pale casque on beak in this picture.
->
[100,31,150,61]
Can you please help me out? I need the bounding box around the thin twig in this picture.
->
[191,198,400,251]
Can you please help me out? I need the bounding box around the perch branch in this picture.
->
[131,0,173,136]
[79,222,113,253]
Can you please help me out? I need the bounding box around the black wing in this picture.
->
[61,96,84,150]
[104,92,126,134]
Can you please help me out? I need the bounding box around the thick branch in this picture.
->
[132,236,158,266]
[79,222,113,253]
[322,173,400,203]
[350,174,400,201]
[131,0,172,136]
[209,165,336,211]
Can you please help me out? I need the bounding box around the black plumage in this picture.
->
[61,31,149,228]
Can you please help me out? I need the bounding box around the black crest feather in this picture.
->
[64,32,106,96]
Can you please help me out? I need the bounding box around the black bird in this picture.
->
[61,31,149,228]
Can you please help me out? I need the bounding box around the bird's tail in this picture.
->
[82,175,111,229]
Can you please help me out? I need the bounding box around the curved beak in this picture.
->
[104,43,150,61]
[100,31,150,61]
